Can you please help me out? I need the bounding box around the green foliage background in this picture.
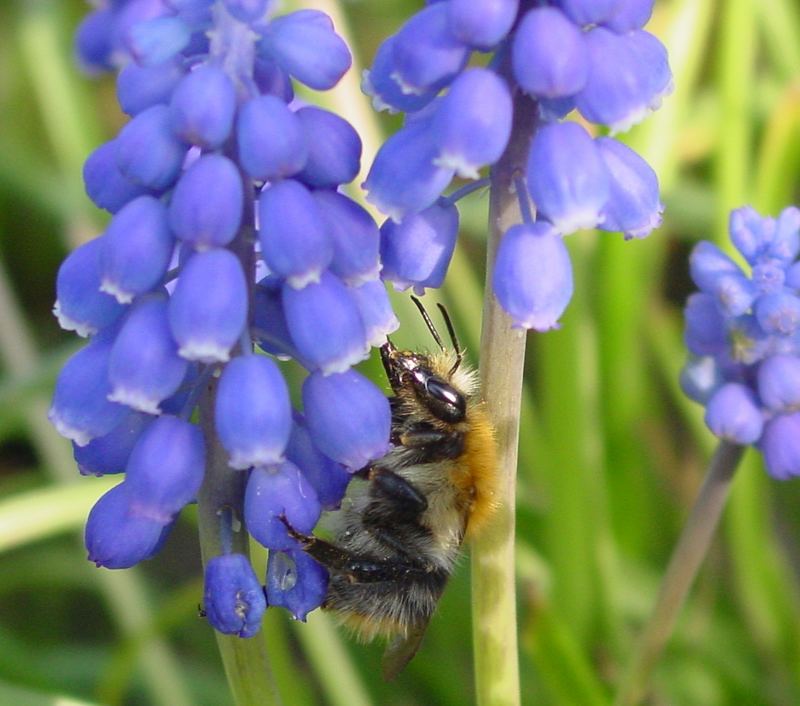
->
[0,1,799,704]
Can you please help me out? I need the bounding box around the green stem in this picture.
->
[471,84,537,706]
[614,440,746,706]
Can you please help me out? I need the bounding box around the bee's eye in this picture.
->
[413,373,466,423]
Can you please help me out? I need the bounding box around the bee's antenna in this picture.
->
[436,302,462,374]
[410,296,446,352]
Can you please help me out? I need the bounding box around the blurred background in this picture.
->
[1,0,799,704]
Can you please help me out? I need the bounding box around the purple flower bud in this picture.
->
[74,410,152,476]
[215,355,292,470]
[430,68,512,178]
[684,293,727,357]
[286,416,351,510]
[169,63,237,149]
[169,154,243,250]
[282,272,369,374]
[679,356,723,405]
[595,136,662,239]
[689,241,743,291]
[557,0,622,26]
[237,95,307,180]
[83,140,150,213]
[75,8,115,73]
[760,412,800,479]
[128,16,191,66]
[626,31,673,110]
[169,249,247,362]
[245,462,321,550]
[526,122,610,235]
[114,0,172,57]
[85,482,172,569]
[49,337,128,446]
[350,279,400,347]
[222,0,269,24]
[258,180,333,288]
[751,260,785,294]
[302,369,391,469]
[787,262,800,291]
[757,354,800,413]
[364,120,455,223]
[295,107,362,188]
[54,237,127,337]
[266,549,327,621]
[203,553,266,638]
[125,415,205,521]
[108,297,189,414]
[493,222,574,330]
[391,4,471,95]
[253,280,294,359]
[754,291,800,336]
[446,0,518,50]
[512,8,589,99]
[729,206,771,265]
[704,382,764,444]
[100,196,174,304]
[603,0,654,33]
[253,56,295,103]
[380,200,458,294]
[313,190,380,286]
[769,206,800,262]
[362,36,437,114]
[116,105,188,190]
[576,28,670,133]
[117,59,185,116]
[259,10,351,90]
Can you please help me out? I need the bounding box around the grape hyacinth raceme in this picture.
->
[52,0,399,636]
[363,0,670,330]
[681,205,800,479]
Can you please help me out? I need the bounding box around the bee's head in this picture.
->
[381,339,466,423]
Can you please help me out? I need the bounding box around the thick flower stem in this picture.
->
[614,440,746,706]
[197,382,281,706]
[196,181,281,706]
[471,85,538,706]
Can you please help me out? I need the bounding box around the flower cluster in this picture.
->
[363,0,670,329]
[682,205,800,479]
[53,0,399,635]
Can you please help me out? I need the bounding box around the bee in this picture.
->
[285,296,498,679]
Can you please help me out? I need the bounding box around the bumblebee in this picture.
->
[286,297,498,679]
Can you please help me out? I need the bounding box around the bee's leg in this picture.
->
[399,425,465,460]
[281,517,438,583]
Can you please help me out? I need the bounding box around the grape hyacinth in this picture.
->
[363,0,670,329]
[681,205,800,479]
[54,0,400,633]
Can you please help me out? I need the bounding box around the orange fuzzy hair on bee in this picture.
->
[457,400,499,539]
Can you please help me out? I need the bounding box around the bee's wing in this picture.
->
[381,620,431,681]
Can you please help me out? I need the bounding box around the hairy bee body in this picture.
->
[290,311,498,679]
[325,350,496,642]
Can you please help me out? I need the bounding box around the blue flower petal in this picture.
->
[380,200,459,294]
[296,107,362,188]
[446,0,518,50]
[512,8,589,99]
[169,63,237,149]
[74,410,152,476]
[760,412,800,480]
[169,154,244,250]
[526,121,610,235]
[215,355,292,470]
[125,415,206,521]
[169,248,247,363]
[492,222,574,330]
[204,553,267,637]
[302,369,391,469]
[282,271,369,375]
[266,549,328,621]
[245,462,321,550]
[108,297,189,414]
[704,382,764,444]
